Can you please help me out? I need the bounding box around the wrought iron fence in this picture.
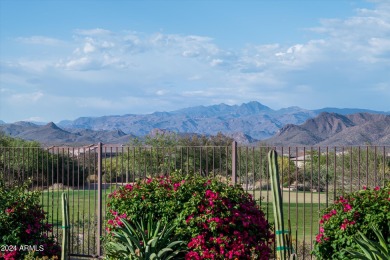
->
[1,143,389,259]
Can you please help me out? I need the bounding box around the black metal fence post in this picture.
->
[231,141,237,185]
[96,142,103,257]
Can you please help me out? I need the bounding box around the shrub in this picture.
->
[0,180,61,260]
[344,224,390,260]
[312,183,390,259]
[104,214,185,259]
[105,172,273,259]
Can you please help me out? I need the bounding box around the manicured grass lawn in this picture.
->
[249,189,330,204]
[261,201,326,242]
[251,190,329,242]
[40,189,112,225]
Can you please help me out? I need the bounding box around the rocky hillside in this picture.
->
[0,121,135,146]
[265,113,390,146]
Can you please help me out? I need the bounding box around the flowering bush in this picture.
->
[105,172,273,259]
[0,180,61,260]
[312,183,390,259]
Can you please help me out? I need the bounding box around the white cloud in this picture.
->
[23,116,46,122]
[2,1,390,122]
[210,59,224,67]
[83,42,96,53]
[156,90,168,96]
[62,56,101,70]
[307,2,390,65]
[10,91,44,103]
[181,90,214,97]
[74,28,112,36]
[18,60,53,72]
[16,36,64,45]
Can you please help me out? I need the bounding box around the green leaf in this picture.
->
[157,248,173,258]
[372,226,389,255]
[344,225,390,260]
[104,214,186,260]
[354,237,377,259]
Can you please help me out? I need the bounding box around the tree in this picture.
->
[0,133,85,187]
[102,132,235,182]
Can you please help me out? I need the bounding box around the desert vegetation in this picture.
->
[1,132,389,259]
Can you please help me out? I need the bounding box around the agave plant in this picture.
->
[346,225,390,260]
[104,214,185,260]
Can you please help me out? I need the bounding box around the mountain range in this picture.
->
[1,101,389,146]
[265,112,390,146]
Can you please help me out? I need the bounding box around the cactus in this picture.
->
[268,150,297,260]
[61,193,70,260]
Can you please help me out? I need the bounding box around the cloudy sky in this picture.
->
[1,0,389,123]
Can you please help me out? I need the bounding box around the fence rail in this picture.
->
[1,143,389,259]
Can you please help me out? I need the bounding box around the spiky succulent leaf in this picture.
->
[104,214,185,259]
[344,225,390,260]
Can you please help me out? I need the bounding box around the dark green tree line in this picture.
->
[0,132,86,188]
[101,132,235,182]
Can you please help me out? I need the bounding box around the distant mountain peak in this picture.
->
[238,101,272,114]
[314,107,388,115]
[171,101,273,117]
[227,131,258,144]
[277,124,300,134]
[112,129,126,136]
[45,122,61,130]
[300,112,354,137]
[14,121,38,127]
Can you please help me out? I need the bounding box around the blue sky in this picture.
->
[1,0,389,123]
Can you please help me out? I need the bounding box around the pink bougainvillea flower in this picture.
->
[340,219,356,231]
[343,204,352,212]
[173,182,181,191]
[124,184,133,190]
[340,223,347,231]
[5,208,14,215]
[109,209,118,216]
[4,249,18,260]
[186,215,194,224]
[185,251,201,260]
